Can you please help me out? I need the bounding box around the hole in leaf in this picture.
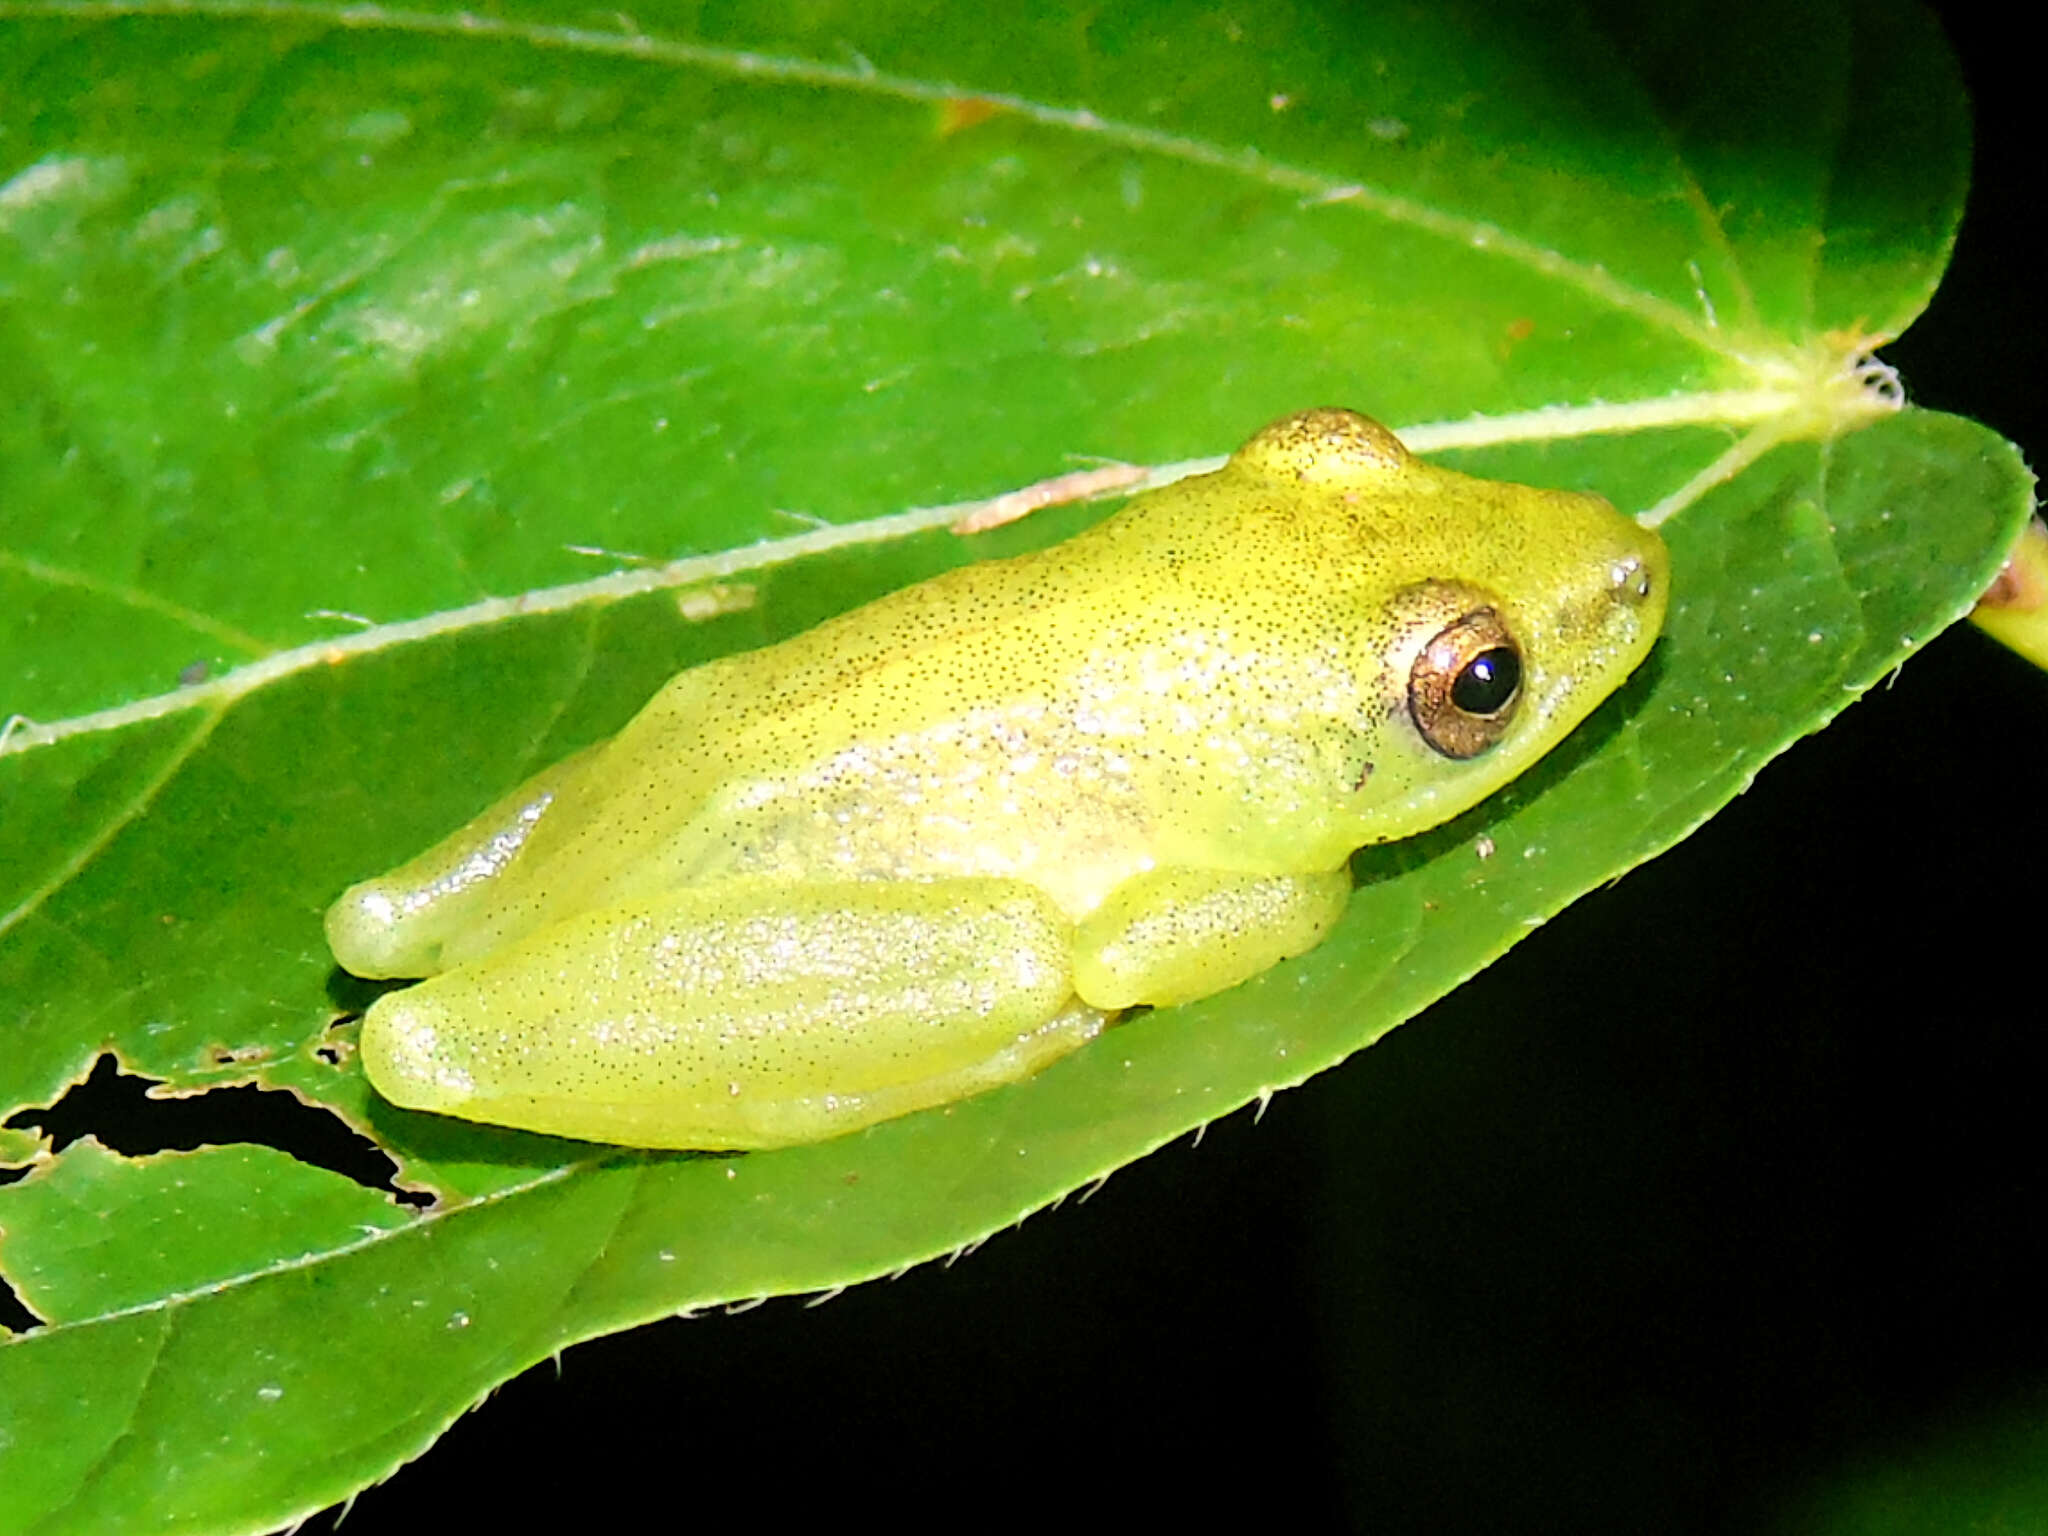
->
[4,1055,430,1210]
[0,1268,40,1333]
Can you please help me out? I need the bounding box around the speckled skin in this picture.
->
[329,409,1667,1149]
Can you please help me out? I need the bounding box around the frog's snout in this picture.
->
[1551,521,1668,694]
[1610,550,1659,609]
[1605,524,1670,636]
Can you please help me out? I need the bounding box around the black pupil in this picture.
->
[1451,647,1520,714]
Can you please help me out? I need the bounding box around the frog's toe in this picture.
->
[327,880,438,980]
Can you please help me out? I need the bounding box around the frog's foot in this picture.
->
[358,877,1104,1149]
[1073,867,1352,1008]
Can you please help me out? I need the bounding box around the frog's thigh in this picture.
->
[1072,867,1352,1010]
[359,878,1105,1150]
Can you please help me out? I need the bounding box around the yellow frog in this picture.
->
[328,409,1667,1148]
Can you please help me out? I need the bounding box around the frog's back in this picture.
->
[587,484,1350,916]
[692,477,1323,740]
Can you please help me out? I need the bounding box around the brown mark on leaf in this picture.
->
[953,463,1147,535]
[937,97,1003,136]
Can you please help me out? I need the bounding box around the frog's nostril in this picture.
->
[1610,554,1657,605]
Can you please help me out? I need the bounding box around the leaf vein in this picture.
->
[0,551,271,657]
[0,707,223,942]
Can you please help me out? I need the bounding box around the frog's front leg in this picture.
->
[326,741,607,980]
[359,877,1105,1150]
[1072,868,1353,1009]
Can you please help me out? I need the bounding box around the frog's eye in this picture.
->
[1409,608,1523,759]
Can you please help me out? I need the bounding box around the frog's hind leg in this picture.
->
[358,877,1107,1149]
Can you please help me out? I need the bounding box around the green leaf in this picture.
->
[0,1138,412,1322]
[0,0,2029,1530]
[1769,1389,2048,1534]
